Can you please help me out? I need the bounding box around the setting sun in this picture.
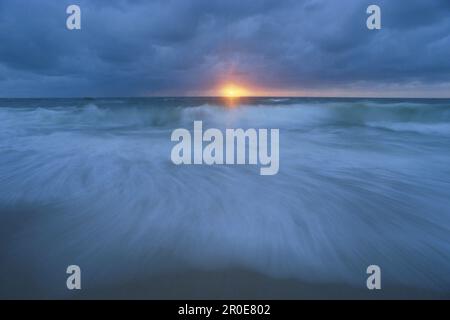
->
[220,84,250,98]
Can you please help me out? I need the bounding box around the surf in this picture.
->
[1,97,450,297]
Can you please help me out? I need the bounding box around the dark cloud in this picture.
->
[0,0,449,97]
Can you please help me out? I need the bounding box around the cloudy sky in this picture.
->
[0,0,449,97]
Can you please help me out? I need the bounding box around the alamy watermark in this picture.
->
[171,121,280,176]
[367,5,382,30]
[367,265,382,290]
[66,4,381,31]
[66,265,81,290]
[66,5,81,30]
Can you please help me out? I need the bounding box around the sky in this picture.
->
[0,0,449,98]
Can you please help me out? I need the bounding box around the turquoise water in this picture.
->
[0,97,449,298]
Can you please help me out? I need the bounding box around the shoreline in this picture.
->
[74,268,449,300]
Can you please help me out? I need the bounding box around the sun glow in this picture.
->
[220,84,250,98]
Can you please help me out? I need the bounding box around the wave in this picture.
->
[1,99,450,134]
[0,98,450,297]
[367,121,450,135]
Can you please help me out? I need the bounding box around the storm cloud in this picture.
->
[0,0,449,97]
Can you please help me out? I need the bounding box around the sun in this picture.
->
[220,84,249,98]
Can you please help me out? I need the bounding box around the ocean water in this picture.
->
[0,97,449,298]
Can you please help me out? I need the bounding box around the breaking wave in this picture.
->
[0,98,450,298]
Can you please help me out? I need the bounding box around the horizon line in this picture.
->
[1,96,450,100]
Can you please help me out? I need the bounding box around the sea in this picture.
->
[0,97,449,298]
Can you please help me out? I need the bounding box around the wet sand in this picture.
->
[74,268,448,300]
